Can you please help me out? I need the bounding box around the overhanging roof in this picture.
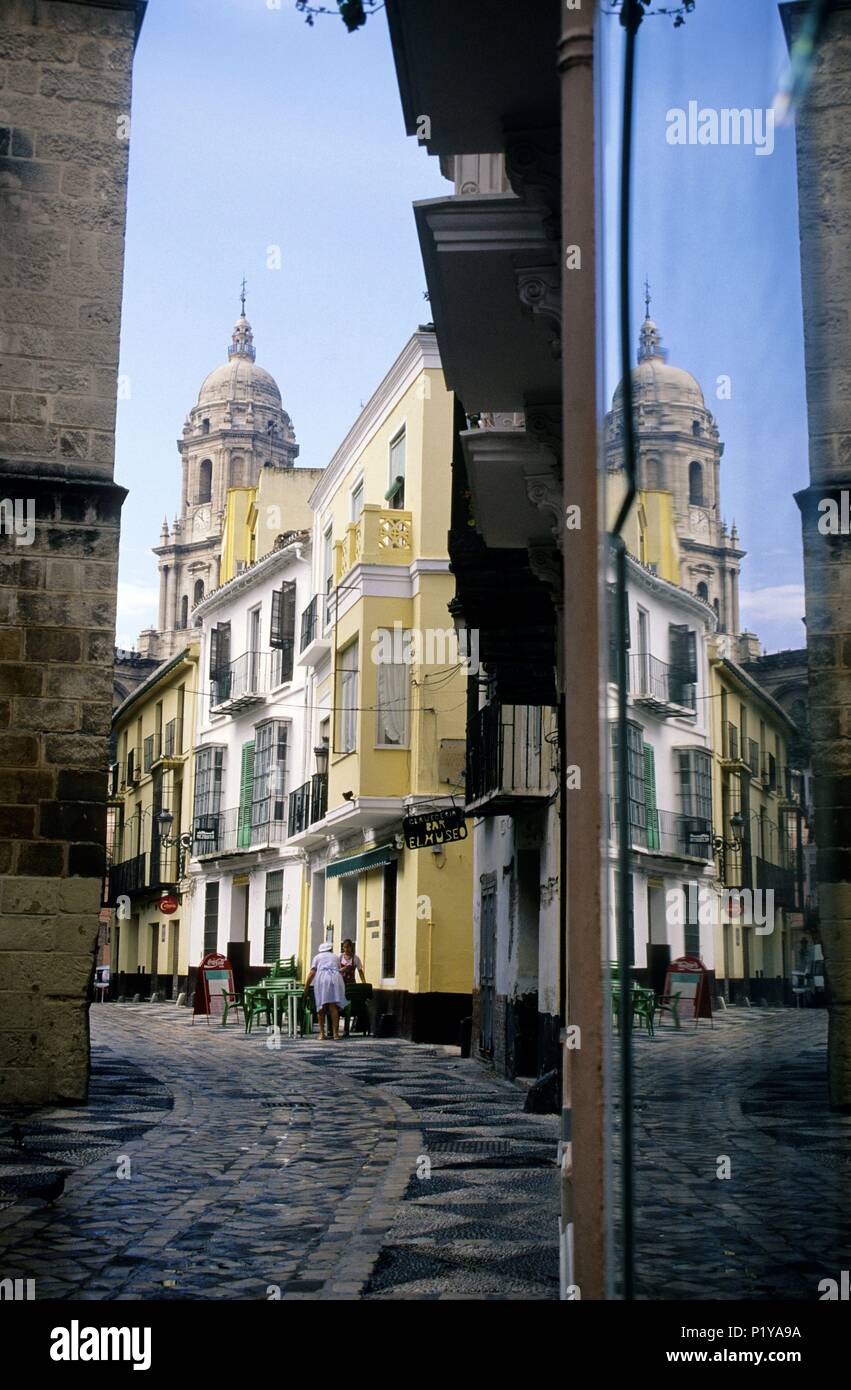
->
[386,0,560,155]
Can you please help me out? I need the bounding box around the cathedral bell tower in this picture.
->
[142,294,298,660]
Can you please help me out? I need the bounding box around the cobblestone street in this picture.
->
[0,1005,847,1301]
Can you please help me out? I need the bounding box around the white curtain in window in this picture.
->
[377,660,408,746]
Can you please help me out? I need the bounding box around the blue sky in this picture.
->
[114,0,447,645]
[599,0,809,653]
[117,0,810,655]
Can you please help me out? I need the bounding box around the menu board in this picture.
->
[663,955,712,1025]
[193,952,235,1018]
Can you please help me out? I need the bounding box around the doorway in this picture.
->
[340,876,358,946]
[479,873,497,1057]
[310,870,326,959]
[170,919,180,999]
[150,923,159,997]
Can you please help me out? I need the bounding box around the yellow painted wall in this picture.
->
[219,488,256,584]
[111,646,199,980]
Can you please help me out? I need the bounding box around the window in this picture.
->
[375,628,410,747]
[193,745,224,850]
[668,624,697,708]
[696,581,709,603]
[176,686,185,754]
[270,579,296,684]
[252,720,288,828]
[263,870,283,963]
[688,460,704,506]
[676,747,712,822]
[193,578,204,606]
[692,420,701,438]
[209,621,231,703]
[323,527,333,598]
[612,720,646,843]
[683,882,701,956]
[197,458,212,504]
[201,418,210,435]
[387,428,406,508]
[382,859,398,979]
[350,479,364,521]
[179,594,188,630]
[337,641,358,754]
[203,881,219,954]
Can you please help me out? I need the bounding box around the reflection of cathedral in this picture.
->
[139,299,298,661]
[606,302,745,635]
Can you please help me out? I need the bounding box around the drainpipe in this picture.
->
[559,0,606,1300]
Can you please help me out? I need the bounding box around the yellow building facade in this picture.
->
[108,645,199,999]
[294,331,474,1039]
[708,641,804,1003]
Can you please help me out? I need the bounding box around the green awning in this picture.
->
[326,844,397,880]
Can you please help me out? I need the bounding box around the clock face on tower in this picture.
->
[688,507,710,536]
[193,504,211,537]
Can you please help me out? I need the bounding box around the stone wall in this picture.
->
[0,0,144,1103]
[783,1,851,1108]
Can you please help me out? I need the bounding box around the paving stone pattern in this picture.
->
[0,1004,846,1300]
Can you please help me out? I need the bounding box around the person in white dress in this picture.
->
[303,941,346,1040]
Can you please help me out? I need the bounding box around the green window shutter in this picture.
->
[643,743,659,850]
[238,740,254,848]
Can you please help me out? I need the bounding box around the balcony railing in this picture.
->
[609,800,713,859]
[747,739,760,778]
[300,595,319,652]
[722,722,740,762]
[192,807,289,857]
[629,653,696,713]
[466,702,557,812]
[287,774,328,837]
[762,752,777,790]
[210,652,270,712]
[143,735,154,773]
[334,505,413,583]
[107,853,147,902]
[755,856,798,911]
[163,717,182,758]
[783,766,806,809]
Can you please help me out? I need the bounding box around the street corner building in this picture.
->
[0,0,146,1104]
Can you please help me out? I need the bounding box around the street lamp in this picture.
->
[314,743,329,778]
[155,809,193,877]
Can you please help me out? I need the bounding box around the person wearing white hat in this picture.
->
[303,941,346,1040]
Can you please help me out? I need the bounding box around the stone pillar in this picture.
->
[783,0,851,1109]
[0,0,144,1104]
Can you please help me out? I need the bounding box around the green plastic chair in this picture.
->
[220,988,243,1027]
[244,989,274,1034]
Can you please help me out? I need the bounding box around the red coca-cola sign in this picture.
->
[160,894,179,916]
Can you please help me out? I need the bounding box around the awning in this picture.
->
[326,844,397,880]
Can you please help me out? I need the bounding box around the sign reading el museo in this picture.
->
[402,808,468,850]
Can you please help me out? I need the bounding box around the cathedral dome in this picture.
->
[196,312,283,411]
[613,315,705,410]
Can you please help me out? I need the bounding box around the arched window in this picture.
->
[179,594,188,630]
[197,459,212,504]
[696,581,709,602]
[688,460,704,506]
[713,598,720,619]
[644,456,662,489]
[193,579,204,607]
[692,420,701,437]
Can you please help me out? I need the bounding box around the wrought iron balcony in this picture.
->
[466,702,557,814]
[300,595,319,652]
[106,853,148,902]
[609,800,713,860]
[287,774,328,837]
[210,652,270,712]
[629,653,696,715]
[191,807,289,857]
[755,856,798,911]
[721,721,741,763]
[747,738,760,778]
[163,717,183,758]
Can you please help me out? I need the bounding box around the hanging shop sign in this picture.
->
[402,807,468,849]
[663,955,713,1025]
[159,894,179,916]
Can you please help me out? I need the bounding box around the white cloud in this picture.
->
[739,584,805,623]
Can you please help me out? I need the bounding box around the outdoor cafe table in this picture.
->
[245,980,302,1038]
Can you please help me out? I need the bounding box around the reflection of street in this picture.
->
[626,1011,850,1299]
[0,1007,558,1300]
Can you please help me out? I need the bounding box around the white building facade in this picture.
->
[607,557,719,989]
[187,533,314,980]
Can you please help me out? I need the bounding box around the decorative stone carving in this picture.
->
[516,266,561,358]
[504,127,560,238]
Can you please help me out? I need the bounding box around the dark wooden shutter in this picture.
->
[209,625,220,678]
[270,589,283,648]
[271,581,297,682]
